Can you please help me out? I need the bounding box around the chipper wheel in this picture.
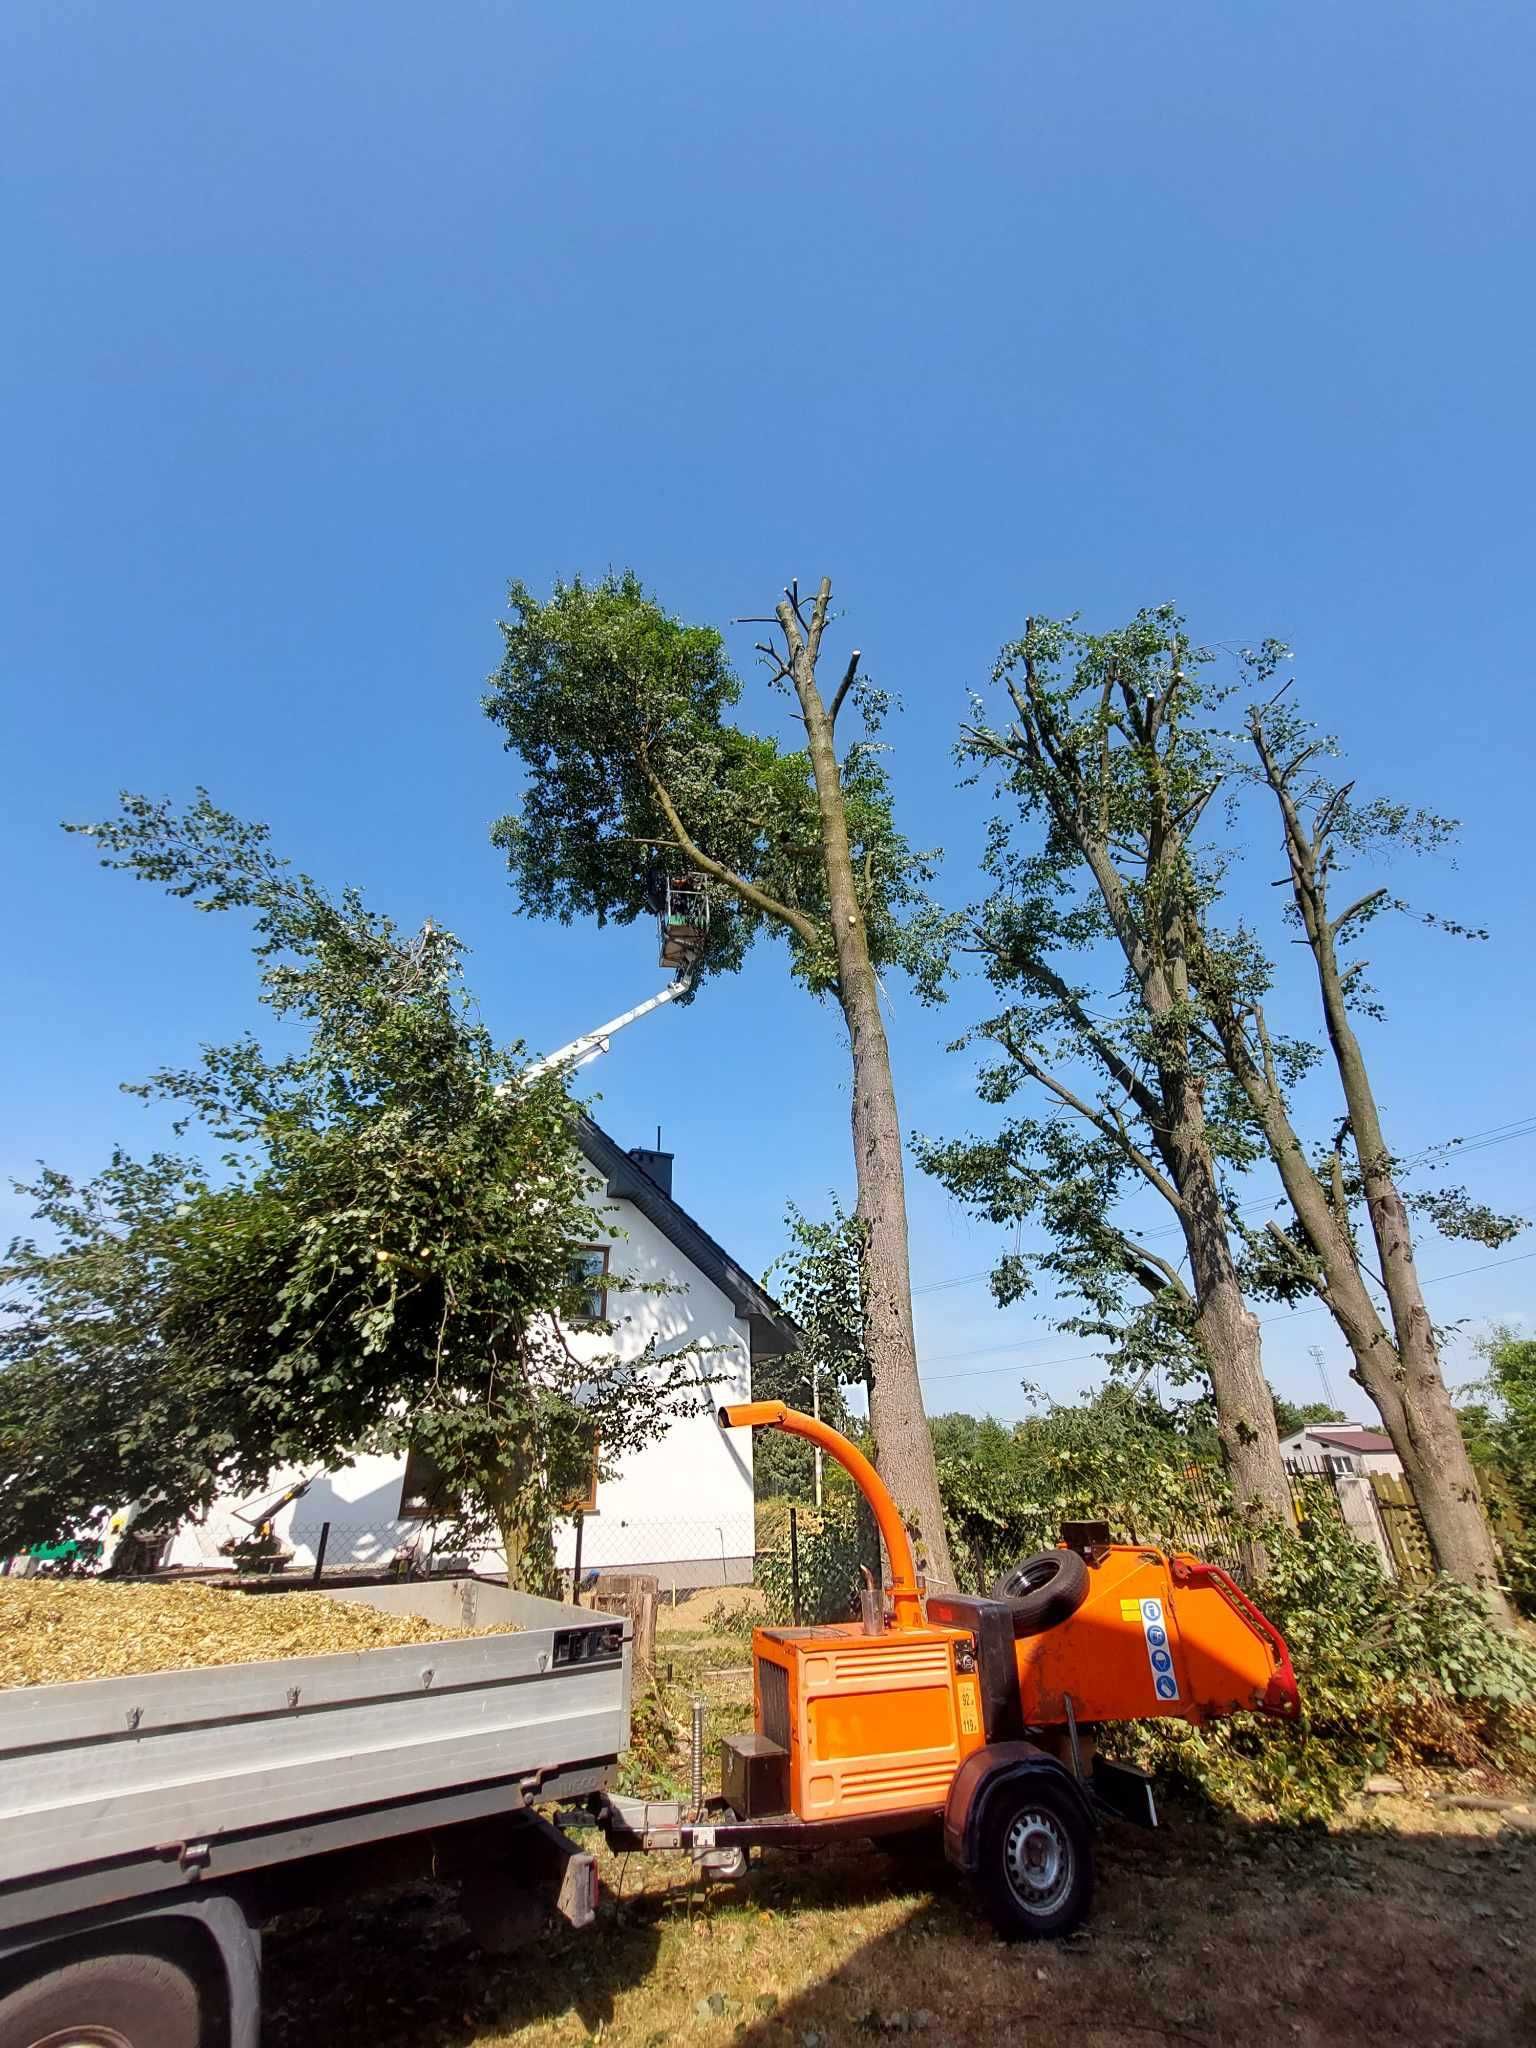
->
[975,1776,1094,1940]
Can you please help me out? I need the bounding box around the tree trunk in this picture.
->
[1171,1095,1293,1542]
[1258,745,1515,1622]
[787,583,955,1590]
[1198,789,1514,1624]
[844,956,954,1587]
[493,1477,557,1598]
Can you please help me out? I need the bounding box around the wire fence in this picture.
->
[8,1462,1436,1597]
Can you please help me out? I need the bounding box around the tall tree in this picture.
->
[1190,699,1519,1620]
[923,609,1293,1536]
[485,571,957,1585]
[0,795,700,1588]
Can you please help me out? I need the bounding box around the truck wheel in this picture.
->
[975,1778,1094,1940]
[990,1550,1089,1635]
[0,1948,201,2048]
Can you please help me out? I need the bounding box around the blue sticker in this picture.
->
[1155,1674,1178,1700]
[1145,1625,1168,1650]
[1141,1598,1163,1624]
[1150,1647,1173,1674]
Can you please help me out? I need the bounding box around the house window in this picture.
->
[569,1245,610,1324]
[560,1437,601,1515]
[398,1444,451,1521]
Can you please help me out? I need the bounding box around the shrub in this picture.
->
[933,1393,1234,1592]
[756,1498,874,1624]
[1120,1516,1536,1823]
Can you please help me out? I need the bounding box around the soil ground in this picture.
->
[262,1610,1536,2048]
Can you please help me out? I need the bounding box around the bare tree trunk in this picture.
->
[1172,1087,1292,1540]
[1248,715,1513,1623]
[781,582,955,1590]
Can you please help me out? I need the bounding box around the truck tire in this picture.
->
[0,1947,201,2048]
[990,1549,1089,1635]
[974,1775,1094,1940]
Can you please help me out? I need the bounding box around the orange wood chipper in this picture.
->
[597,1401,1299,1939]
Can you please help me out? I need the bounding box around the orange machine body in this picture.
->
[721,1402,1299,1828]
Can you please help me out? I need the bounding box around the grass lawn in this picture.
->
[262,1594,1536,2048]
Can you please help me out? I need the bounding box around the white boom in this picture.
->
[520,965,696,1084]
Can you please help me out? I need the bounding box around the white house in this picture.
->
[161,1116,799,1590]
[1279,1423,1403,1478]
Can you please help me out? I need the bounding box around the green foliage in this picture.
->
[753,1198,865,1499]
[930,1388,1230,1591]
[1,795,703,1585]
[1271,1393,1345,1439]
[1461,1325,1536,1612]
[756,1495,872,1625]
[919,607,1274,1386]
[1123,1517,1536,1823]
[483,571,952,1002]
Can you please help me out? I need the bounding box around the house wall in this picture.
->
[162,1177,755,1586]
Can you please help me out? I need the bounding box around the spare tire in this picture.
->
[990,1549,1090,1636]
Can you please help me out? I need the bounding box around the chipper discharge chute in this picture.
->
[597,1402,1298,1940]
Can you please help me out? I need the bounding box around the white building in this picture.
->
[162,1117,798,1590]
[1279,1423,1403,1478]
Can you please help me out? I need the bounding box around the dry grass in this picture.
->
[262,1799,1536,2048]
[261,1617,1536,2048]
[0,1578,513,1686]
[656,1584,765,1637]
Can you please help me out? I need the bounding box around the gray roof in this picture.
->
[576,1117,799,1359]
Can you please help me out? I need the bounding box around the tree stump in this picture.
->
[588,1572,659,1673]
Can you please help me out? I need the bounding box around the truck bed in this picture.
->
[0,1577,630,1919]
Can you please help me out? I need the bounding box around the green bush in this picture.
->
[1119,1516,1536,1823]
[932,1393,1234,1592]
[756,1498,874,1624]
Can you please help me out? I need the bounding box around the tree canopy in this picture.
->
[0,795,702,1584]
[484,571,951,1000]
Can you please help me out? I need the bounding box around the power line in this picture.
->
[911,1114,1536,1298]
[917,1247,1536,1386]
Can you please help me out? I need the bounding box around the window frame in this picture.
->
[568,1243,612,1327]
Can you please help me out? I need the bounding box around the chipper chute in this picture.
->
[595,1401,1298,1940]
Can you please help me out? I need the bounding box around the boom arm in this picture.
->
[719,1401,924,1629]
[521,966,696,1083]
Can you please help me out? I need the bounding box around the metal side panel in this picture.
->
[0,1582,630,1889]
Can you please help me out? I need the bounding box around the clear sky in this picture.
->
[4,2,1533,1422]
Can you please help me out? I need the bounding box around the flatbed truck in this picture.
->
[0,1577,630,2048]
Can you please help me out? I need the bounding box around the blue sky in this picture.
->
[4,2,1533,1421]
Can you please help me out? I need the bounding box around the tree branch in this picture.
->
[970,928,1164,1124]
[1330,887,1387,937]
[1119,1234,1194,1301]
[639,758,821,947]
[998,1024,1187,1214]
[827,650,861,729]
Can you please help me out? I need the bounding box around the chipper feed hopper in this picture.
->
[599,1402,1299,1939]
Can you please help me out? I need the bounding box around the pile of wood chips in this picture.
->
[0,1578,513,1689]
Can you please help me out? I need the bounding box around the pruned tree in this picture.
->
[484,571,957,1584]
[1189,696,1521,1621]
[920,609,1293,1538]
[0,795,702,1589]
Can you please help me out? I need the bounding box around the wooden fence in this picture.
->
[1367,1472,1436,1587]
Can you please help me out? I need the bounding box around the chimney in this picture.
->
[628,1146,673,1198]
